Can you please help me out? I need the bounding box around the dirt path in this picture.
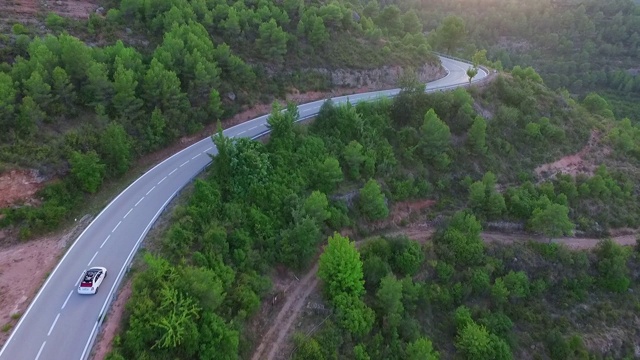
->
[251,263,320,360]
[250,228,637,360]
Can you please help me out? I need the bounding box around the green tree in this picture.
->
[343,140,366,180]
[432,15,466,53]
[85,61,113,107]
[455,322,494,359]
[280,217,322,269]
[51,66,76,116]
[419,108,451,169]
[467,116,488,154]
[594,239,631,292]
[314,157,343,193]
[467,67,478,83]
[358,179,389,221]
[376,274,404,329]
[438,211,485,267]
[23,69,52,110]
[529,203,574,241]
[257,19,288,64]
[406,337,439,360]
[0,73,16,130]
[198,312,239,360]
[99,122,132,177]
[112,60,143,121]
[69,150,106,193]
[318,233,365,299]
[17,96,43,137]
[303,191,331,226]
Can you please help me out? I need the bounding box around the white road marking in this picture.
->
[180,161,189,167]
[47,314,60,336]
[250,126,258,130]
[100,235,110,249]
[35,341,46,360]
[87,251,98,266]
[81,190,180,360]
[123,208,133,219]
[146,186,155,195]
[112,221,121,233]
[75,271,85,286]
[80,322,98,360]
[158,176,167,184]
[168,168,177,175]
[192,153,201,159]
[237,130,246,135]
[134,197,144,207]
[205,147,212,151]
[61,291,73,310]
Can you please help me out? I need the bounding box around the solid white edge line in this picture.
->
[134,197,144,207]
[168,168,177,175]
[123,208,133,219]
[80,190,180,360]
[146,186,155,196]
[112,221,121,233]
[87,251,99,266]
[61,291,73,310]
[100,235,110,249]
[1,55,475,359]
[47,313,60,336]
[34,341,46,360]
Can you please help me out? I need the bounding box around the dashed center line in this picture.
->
[158,176,167,184]
[249,126,258,130]
[180,161,189,167]
[135,197,144,207]
[205,147,212,152]
[75,271,84,286]
[192,153,201,159]
[168,168,177,175]
[112,221,122,233]
[146,186,155,195]
[100,235,110,249]
[87,251,98,266]
[123,208,133,219]
[61,290,73,310]
[237,130,246,135]
[47,313,60,336]
[35,341,46,360]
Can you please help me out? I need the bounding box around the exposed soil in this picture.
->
[249,197,638,360]
[535,130,610,180]
[0,215,90,346]
[0,0,101,24]
[90,280,132,360]
[0,169,47,209]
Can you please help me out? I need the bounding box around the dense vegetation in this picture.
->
[412,0,640,121]
[107,72,640,359]
[0,0,442,238]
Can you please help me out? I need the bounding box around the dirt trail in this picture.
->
[250,229,637,360]
[251,263,319,360]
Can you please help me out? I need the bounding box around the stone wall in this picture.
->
[306,62,446,89]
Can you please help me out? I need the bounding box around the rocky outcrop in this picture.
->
[306,62,446,89]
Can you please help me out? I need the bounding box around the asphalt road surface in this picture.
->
[0,55,487,360]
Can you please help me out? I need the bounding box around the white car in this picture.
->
[77,267,107,295]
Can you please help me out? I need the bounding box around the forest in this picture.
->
[0,0,639,359]
[105,72,640,359]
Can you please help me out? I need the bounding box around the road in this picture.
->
[0,55,487,360]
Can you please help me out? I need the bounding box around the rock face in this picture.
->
[310,62,446,89]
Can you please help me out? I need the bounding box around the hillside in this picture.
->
[0,0,443,241]
[103,69,640,360]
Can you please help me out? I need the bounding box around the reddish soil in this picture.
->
[0,169,46,208]
[535,130,609,180]
[90,280,132,360]
[0,216,89,346]
[0,0,101,23]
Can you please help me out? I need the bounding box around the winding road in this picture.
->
[0,55,487,360]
